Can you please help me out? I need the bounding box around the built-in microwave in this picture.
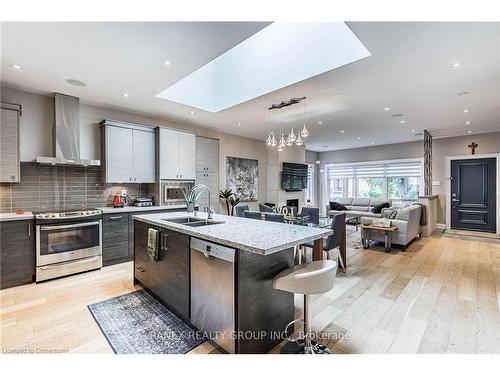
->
[161,180,195,205]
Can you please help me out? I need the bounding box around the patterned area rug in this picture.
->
[88,289,205,354]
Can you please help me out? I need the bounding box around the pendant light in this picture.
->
[301,124,309,138]
[295,133,303,146]
[289,128,296,142]
[286,132,293,146]
[266,132,272,146]
[279,133,286,148]
[270,132,277,147]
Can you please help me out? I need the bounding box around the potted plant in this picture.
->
[181,187,202,213]
[219,188,241,216]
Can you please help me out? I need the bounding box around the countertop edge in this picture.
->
[133,215,332,256]
[0,213,34,222]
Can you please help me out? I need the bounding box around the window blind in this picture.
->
[327,161,421,179]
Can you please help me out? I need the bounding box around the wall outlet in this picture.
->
[121,189,127,196]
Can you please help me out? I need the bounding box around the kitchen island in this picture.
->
[132,211,332,354]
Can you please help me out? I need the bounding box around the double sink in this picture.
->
[162,216,225,227]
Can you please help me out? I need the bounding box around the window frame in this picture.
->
[324,158,424,205]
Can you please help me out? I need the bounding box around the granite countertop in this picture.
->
[98,204,188,214]
[134,211,332,256]
[0,212,34,222]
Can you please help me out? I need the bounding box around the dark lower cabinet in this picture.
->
[134,220,190,321]
[0,219,35,289]
[102,213,130,266]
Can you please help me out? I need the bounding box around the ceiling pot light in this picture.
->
[451,62,462,68]
[465,121,472,125]
[400,120,405,124]
[339,130,345,134]
[315,160,321,164]
[412,129,416,132]
[237,123,241,126]
[468,130,472,134]
[9,64,22,70]
[190,111,195,115]
[122,93,129,98]
[164,60,171,66]
[371,142,375,145]
[383,107,391,111]
[358,137,361,140]
[317,121,322,125]
[301,124,309,138]
[66,78,87,87]
[463,109,471,113]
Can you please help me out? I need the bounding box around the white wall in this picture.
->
[2,87,314,211]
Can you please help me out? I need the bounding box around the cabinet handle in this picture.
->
[27,222,31,237]
[161,233,169,252]
[129,177,132,181]
[136,266,145,273]
[109,216,123,220]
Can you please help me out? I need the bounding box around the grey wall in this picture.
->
[318,133,500,224]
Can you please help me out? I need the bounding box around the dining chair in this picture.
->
[300,213,346,271]
[264,213,285,223]
[244,210,263,220]
[259,203,274,213]
[235,205,250,217]
[299,207,319,225]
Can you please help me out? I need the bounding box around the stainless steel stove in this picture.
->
[35,208,103,282]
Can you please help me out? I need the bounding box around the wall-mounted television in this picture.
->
[281,162,308,192]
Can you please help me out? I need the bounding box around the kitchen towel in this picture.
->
[147,228,159,262]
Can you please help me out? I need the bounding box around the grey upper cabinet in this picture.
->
[101,120,156,183]
[0,105,21,183]
[158,127,196,180]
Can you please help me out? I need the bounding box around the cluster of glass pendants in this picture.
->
[266,124,308,151]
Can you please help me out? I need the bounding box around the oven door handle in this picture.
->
[38,256,100,270]
[39,221,101,231]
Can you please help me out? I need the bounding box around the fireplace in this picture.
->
[286,199,299,209]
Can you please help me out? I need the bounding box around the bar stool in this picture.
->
[273,260,338,354]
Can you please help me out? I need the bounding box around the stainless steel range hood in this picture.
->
[36,93,100,166]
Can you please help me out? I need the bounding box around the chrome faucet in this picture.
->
[191,184,214,220]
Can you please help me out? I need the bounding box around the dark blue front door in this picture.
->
[451,158,496,233]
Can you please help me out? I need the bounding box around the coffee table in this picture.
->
[358,224,398,253]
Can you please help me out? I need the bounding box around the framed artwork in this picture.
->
[226,156,259,201]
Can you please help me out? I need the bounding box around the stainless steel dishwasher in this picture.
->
[190,238,236,353]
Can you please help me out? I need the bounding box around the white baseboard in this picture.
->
[436,223,446,230]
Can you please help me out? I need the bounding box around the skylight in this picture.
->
[156,22,371,113]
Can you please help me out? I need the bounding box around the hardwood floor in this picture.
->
[1,232,499,354]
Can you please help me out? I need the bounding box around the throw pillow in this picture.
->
[371,202,390,214]
[383,209,398,219]
[329,201,347,211]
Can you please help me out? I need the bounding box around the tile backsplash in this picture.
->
[0,163,151,213]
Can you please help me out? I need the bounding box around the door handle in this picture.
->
[452,198,460,202]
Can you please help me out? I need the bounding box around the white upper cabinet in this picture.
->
[159,128,196,180]
[101,120,156,183]
[0,106,21,182]
[132,129,156,183]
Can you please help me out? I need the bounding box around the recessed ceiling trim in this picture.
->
[157,22,371,113]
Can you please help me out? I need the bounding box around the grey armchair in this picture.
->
[264,213,285,223]
[259,203,274,213]
[299,207,319,225]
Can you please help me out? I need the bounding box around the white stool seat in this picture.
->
[273,260,337,295]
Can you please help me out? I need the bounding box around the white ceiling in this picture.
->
[1,22,499,152]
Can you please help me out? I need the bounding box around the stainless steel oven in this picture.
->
[35,209,102,281]
[161,180,194,205]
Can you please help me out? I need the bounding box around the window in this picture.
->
[304,164,315,204]
[326,160,422,204]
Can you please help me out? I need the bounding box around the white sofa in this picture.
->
[360,205,422,247]
[326,197,392,218]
